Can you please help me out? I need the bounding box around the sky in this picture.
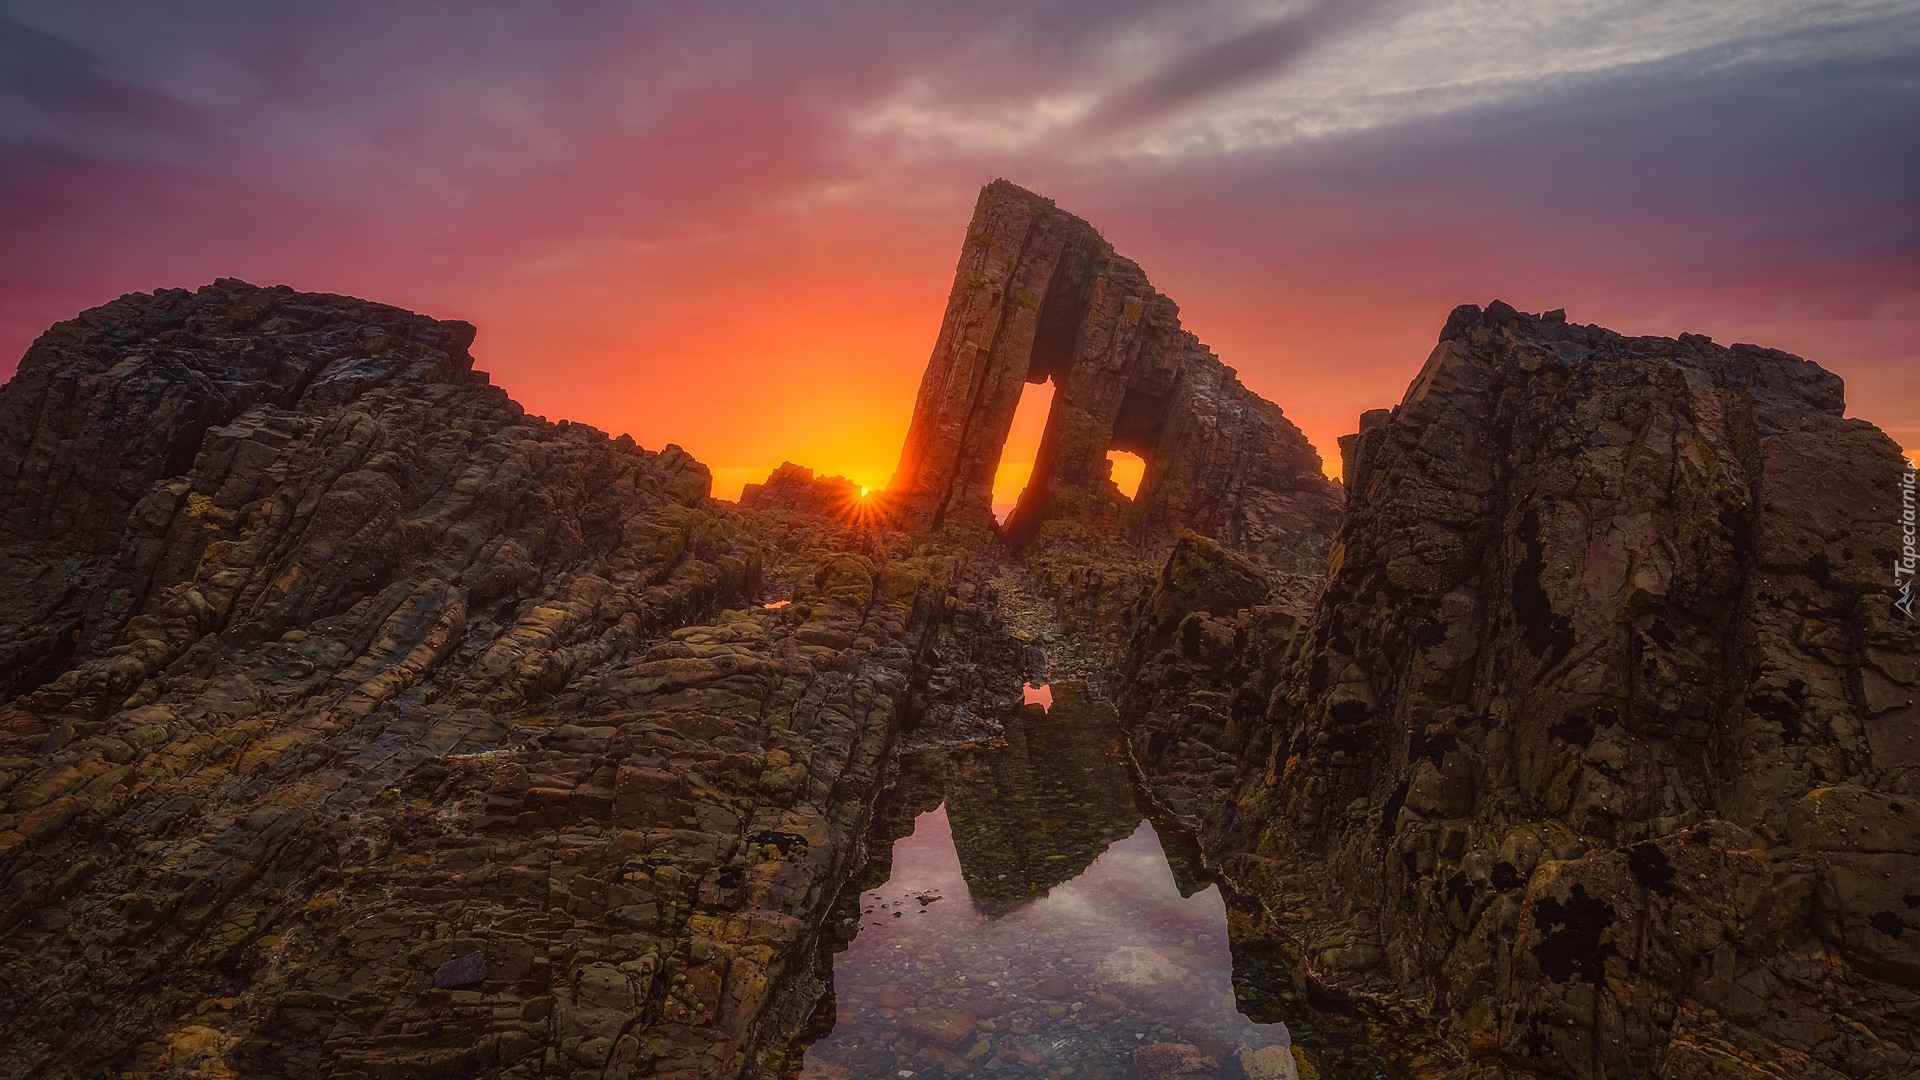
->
[3,1,1916,501]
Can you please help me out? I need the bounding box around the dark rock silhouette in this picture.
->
[886,180,1342,572]
[738,461,863,516]
[0,280,492,703]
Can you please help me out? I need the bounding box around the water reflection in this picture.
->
[947,693,1135,916]
[800,688,1320,1079]
[804,806,1291,1079]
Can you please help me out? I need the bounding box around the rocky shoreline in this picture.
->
[1,182,1915,1078]
[0,280,1025,1078]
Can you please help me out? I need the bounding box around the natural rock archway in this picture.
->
[886,181,1342,572]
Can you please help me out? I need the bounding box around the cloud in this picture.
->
[0,0,1913,480]
[0,14,202,164]
[1073,0,1399,137]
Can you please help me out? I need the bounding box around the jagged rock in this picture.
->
[0,279,491,703]
[738,462,863,516]
[1129,302,1920,1077]
[1117,534,1301,823]
[886,180,1341,570]
[0,281,964,1079]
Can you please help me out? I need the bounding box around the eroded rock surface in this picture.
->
[886,180,1341,569]
[1127,302,1920,1077]
[0,281,964,1079]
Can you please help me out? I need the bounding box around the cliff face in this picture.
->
[0,281,956,1079]
[1132,302,1920,1077]
[887,181,1341,573]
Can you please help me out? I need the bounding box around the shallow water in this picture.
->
[799,689,1383,1079]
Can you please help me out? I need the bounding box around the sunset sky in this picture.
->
[3,1,1916,500]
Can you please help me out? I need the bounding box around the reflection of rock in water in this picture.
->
[1225,908,1394,1080]
[1157,816,1213,900]
[944,683,1143,916]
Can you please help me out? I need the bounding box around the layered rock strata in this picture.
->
[886,181,1341,572]
[0,281,960,1079]
[1129,302,1920,1077]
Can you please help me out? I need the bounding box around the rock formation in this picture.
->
[886,181,1342,573]
[0,280,960,1078]
[7,186,1916,1080]
[737,462,863,517]
[1126,302,1920,1077]
[1119,533,1302,824]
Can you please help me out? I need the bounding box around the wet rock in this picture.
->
[1093,946,1198,1011]
[900,1006,976,1047]
[1238,1044,1301,1080]
[799,1060,852,1080]
[1131,1041,1215,1080]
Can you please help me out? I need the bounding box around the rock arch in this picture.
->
[886,180,1342,570]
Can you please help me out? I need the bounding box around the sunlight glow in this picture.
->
[1107,450,1145,501]
[1022,682,1053,711]
[993,381,1057,514]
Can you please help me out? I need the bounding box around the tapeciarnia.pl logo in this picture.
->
[1899,458,1917,620]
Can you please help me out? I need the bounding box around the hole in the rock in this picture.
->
[993,379,1058,525]
[1022,682,1052,711]
[1108,449,1145,501]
